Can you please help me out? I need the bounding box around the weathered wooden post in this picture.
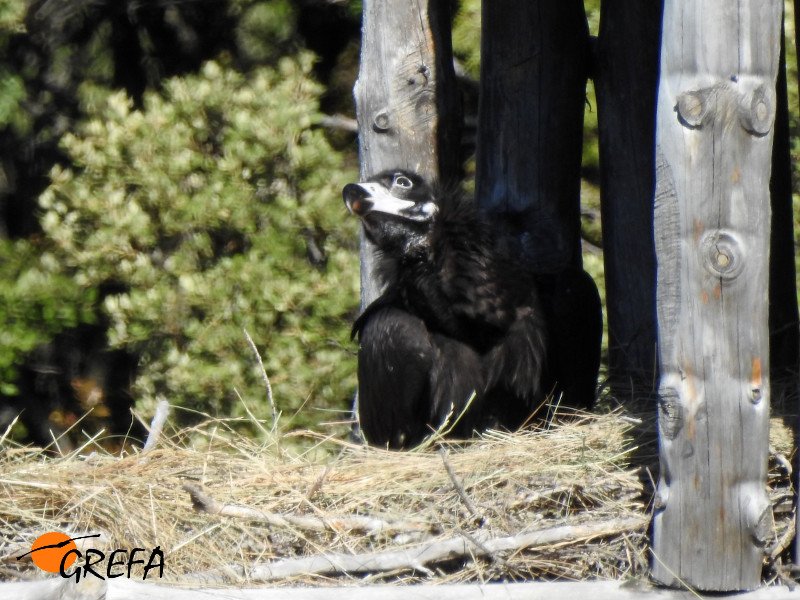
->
[652,0,781,590]
[475,1,588,274]
[594,0,662,389]
[352,0,459,306]
[349,0,458,434]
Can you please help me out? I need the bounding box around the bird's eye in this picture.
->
[393,174,413,189]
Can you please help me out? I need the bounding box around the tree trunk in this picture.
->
[769,17,800,393]
[651,0,781,590]
[789,0,800,568]
[475,1,588,273]
[594,0,662,390]
[352,0,459,307]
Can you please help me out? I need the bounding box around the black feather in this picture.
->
[344,170,601,449]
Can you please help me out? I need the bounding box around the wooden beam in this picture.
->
[594,0,662,387]
[475,1,588,273]
[6,578,800,600]
[352,0,459,306]
[768,19,800,388]
[652,0,782,590]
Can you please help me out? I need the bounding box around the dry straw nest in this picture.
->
[0,403,794,588]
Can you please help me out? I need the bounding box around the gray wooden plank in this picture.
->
[652,0,782,590]
[352,0,459,306]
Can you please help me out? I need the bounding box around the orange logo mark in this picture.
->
[28,532,79,573]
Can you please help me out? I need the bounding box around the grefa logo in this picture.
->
[17,531,164,583]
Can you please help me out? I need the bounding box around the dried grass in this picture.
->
[0,402,794,587]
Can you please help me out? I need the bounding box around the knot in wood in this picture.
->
[414,90,436,120]
[738,85,773,137]
[749,357,763,404]
[699,230,744,280]
[747,500,774,547]
[657,387,682,440]
[676,91,709,129]
[654,488,669,511]
[372,110,391,133]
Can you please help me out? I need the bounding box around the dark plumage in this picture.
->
[343,170,601,449]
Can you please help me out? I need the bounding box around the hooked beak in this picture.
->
[343,183,416,217]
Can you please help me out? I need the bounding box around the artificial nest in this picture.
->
[0,404,794,590]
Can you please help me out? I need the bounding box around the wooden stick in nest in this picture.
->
[141,398,170,453]
[182,483,434,537]
[439,447,484,525]
[192,515,648,583]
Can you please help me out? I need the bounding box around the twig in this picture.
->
[299,467,329,514]
[319,114,358,133]
[457,527,507,568]
[208,515,649,582]
[242,328,277,431]
[769,519,798,561]
[439,447,483,525]
[182,483,432,537]
[412,391,477,451]
[0,413,20,447]
[772,451,793,477]
[142,398,170,453]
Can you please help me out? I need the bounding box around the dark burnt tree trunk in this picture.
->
[770,20,800,396]
[789,0,800,568]
[594,1,663,391]
[475,2,589,275]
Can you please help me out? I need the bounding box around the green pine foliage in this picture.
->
[451,0,481,80]
[0,240,97,396]
[34,55,359,428]
[0,0,29,137]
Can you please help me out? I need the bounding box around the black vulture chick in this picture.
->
[343,170,601,449]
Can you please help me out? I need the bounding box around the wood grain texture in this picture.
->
[594,0,661,385]
[353,0,459,306]
[475,1,588,273]
[652,0,781,590]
